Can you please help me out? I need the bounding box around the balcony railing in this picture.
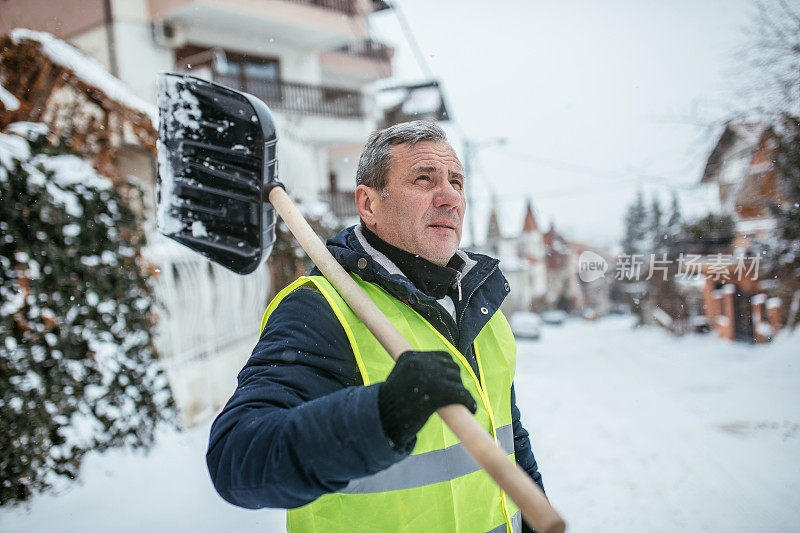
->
[322,189,359,219]
[333,39,393,61]
[284,0,357,15]
[214,74,363,118]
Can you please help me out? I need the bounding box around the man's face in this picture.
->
[357,140,465,266]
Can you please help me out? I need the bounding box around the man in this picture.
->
[206,121,544,532]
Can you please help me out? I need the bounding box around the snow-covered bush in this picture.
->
[0,125,174,505]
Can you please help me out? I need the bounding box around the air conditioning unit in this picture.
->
[152,20,187,48]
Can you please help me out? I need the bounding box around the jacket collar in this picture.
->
[324,225,510,357]
[325,225,501,310]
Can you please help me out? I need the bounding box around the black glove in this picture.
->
[378,350,477,452]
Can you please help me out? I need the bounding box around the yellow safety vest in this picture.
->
[260,274,520,533]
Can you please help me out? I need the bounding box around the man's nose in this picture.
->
[433,179,463,208]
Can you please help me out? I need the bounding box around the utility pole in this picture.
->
[462,137,507,250]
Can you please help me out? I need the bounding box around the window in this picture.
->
[175,46,281,99]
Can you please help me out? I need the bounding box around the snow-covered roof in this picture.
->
[701,120,770,184]
[376,81,448,123]
[9,28,157,122]
[0,84,20,111]
[729,121,769,146]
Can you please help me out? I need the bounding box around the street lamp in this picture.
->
[463,137,507,249]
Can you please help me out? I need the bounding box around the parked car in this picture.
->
[540,310,568,325]
[690,315,711,334]
[509,312,542,340]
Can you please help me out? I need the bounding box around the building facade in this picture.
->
[480,198,610,317]
[692,119,784,342]
[1,0,395,424]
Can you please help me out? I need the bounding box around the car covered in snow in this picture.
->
[541,310,568,325]
[509,312,542,340]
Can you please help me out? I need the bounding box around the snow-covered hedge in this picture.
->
[0,125,173,505]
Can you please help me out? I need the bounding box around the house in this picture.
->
[1,0,395,219]
[483,198,536,314]
[517,199,548,312]
[542,224,580,312]
[1,0,395,424]
[568,240,613,317]
[692,119,785,342]
[480,198,612,316]
[700,120,780,247]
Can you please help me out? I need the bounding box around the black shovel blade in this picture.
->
[156,73,278,274]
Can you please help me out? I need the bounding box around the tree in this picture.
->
[648,193,687,332]
[648,196,665,253]
[619,191,650,325]
[740,2,800,330]
[0,126,174,505]
[745,1,800,115]
[665,191,682,248]
[619,191,689,330]
[680,213,735,246]
[759,116,800,328]
[621,190,649,256]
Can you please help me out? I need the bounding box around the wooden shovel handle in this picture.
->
[269,187,566,533]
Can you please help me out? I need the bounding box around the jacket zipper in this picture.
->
[437,302,458,346]
[454,271,462,301]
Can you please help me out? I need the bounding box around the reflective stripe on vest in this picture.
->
[340,424,514,494]
[261,275,520,533]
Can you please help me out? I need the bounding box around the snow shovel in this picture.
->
[156,73,566,533]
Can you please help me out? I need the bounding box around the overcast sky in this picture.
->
[371,0,760,249]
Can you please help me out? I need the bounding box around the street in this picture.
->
[2,316,798,532]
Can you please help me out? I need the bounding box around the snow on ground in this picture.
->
[0,419,286,533]
[1,316,798,532]
[515,316,800,532]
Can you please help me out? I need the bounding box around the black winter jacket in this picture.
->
[206,225,544,512]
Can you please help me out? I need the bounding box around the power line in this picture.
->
[388,1,435,80]
[494,147,701,191]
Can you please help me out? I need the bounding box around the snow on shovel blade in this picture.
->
[157,73,278,274]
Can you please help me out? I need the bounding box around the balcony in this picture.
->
[320,39,393,82]
[213,73,363,119]
[321,189,359,219]
[333,39,393,61]
[284,0,358,15]
[149,0,369,49]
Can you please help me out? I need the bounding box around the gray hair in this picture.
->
[356,121,449,192]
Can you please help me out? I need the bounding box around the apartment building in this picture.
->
[1,0,395,424]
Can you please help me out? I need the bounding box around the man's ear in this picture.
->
[355,184,380,229]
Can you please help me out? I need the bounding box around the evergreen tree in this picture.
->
[648,193,687,331]
[0,126,174,505]
[649,196,664,253]
[621,190,648,255]
[665,191,682,249]
[619,190,650,324]
[681,213,735,246]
